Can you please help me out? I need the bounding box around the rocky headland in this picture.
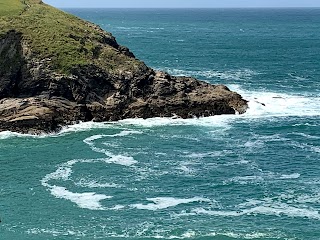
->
[0,0,248,134]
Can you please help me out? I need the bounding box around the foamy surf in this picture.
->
[117,115,233,128]
[2,84,318,140]
[131,197,210,211]
[42,157,209,211]
[0,122,117,140]
[223,172,301,185]
[50,186,112,210]
[64,85,320,129]
[229,84,320,118]
[41,156,137,209]
[41,159,113,210]
[41,129,144,209]
[183,198,320,220]
[25,228,290,240]
[58,121,115,134]
[104,155,138,166]
[83,130,140,166]
[279,173,301,179]
[0,130,58,139]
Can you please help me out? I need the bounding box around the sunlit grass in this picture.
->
[0,0,143,74]
[0,0,25,17]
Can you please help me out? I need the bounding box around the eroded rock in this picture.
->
[0,15,248,134]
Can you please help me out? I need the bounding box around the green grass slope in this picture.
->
[0,0,24,17]
[0,0,145,74]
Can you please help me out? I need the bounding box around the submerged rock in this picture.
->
[0,1,248,134]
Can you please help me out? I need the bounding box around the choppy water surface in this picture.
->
[1,8,320,240]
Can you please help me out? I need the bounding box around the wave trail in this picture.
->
[131,197,210,211]
[41,158,113,210]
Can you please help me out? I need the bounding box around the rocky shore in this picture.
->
[0,1,248,134]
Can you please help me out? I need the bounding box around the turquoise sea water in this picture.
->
[1,8,320,240]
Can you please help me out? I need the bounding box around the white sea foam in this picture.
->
[176,165,195,175]
[27,227,284,239]
[55,85,320,131]
[229,84,320,118]
[109,205,126,210]
[225,172,301,185]
[104,155,138,166]
[83,134,106,144]
[244,140,265,149]
[293,123,318,127]
[185,151,225,159]
[2,84,320,140]
[0,121,114,140]
[243,204,320,219]
[179,230,196,238]
[211,231,276,239]
[83,134,139,166]
[131,197,210,211]
[50,186,112,210]
[42,129,142,209]
[41,165,73,187]
[151,231,281,240]
[189,205,320,219]
[279,173,301,179]
[59,121,114,134]
[0,123,142,140]
[83,136,113,156]
[83,133,139,166]
[0,131,28,139]
[75,179,122,188]
[0,130,56,139]
[27,228,85,237]
[227,175,265,185]
[163,68,258,80]
[41,158,115,210]
[83,130,143,142]
[110,130,143,137]
[188,198,320,220]
[41,157,133,210]
[310,146,320,153]
[53,86,319,131]
[118,115,233,128]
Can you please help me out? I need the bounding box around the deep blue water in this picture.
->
[1,8,320,240]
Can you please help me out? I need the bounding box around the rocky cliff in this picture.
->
[0,0,248,133]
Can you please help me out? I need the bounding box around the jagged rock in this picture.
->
[0,1,248,134]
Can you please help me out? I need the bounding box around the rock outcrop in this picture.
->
[0,1,248,134]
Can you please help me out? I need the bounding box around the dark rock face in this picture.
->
[0,30,24,99]
[0,30,248,134]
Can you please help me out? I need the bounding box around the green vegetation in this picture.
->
[0,0,24,17]
[0,0,144,74]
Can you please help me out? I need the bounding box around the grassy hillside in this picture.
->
[0,0,144,74]
[0,0,24,17]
